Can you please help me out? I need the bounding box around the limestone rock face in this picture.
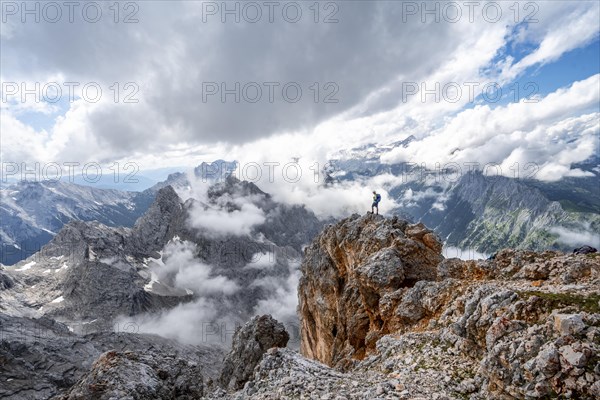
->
[299,213,442,367]
[0,268,14,290]
[292,214,599,399]
[219,314,289,390]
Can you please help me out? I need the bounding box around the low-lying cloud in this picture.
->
[188,200,266,237]
[550,225,600,249]
[156,240,239,295]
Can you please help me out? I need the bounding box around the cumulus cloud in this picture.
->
[381,75,600,181]
[2,1,461,163]
[118,240,241,345]
[252,259,303,347]
[5,1,598,172]
[243,252,276,270]
[178,173,267,237]
[499,3,600,82]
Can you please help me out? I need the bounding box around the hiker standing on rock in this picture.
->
[371,191,381,215]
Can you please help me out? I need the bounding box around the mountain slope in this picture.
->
[0,180,154,265]
[209,214,599,399]
[326,141,600,254]
[421,172,600,253]
[1,177,323,337]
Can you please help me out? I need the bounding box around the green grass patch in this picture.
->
[517,291,600,314]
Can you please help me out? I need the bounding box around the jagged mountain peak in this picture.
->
[208,175,269,201]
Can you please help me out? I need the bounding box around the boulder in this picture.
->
[554,314,586,336]
[219,315,289,390]
[58,350,204,400]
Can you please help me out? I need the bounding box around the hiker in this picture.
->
[371,191,381,215]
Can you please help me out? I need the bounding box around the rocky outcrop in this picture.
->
[0,180,153,265]
[0,314,223,400]
[128,186,184,255]
[295,214,600,398]
[57,350,204,400]
[574,245,598,255]
[299,213,442,368]
[0,268,14,290]
[218,315,289,390]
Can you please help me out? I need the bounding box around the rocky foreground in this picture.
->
[211,213,599,399]
[2,213,599,399]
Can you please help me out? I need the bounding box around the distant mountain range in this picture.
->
[1,176,323,339]
[326,140,600,255]
[0,161,238,265]
[0,180,154,265]
[2,151,598,266]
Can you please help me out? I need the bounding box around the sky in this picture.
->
[1,0,599,186]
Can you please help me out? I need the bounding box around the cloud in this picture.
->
[252,259,303,347]
[381,75,600,181]
[118,239,302,347]
[117,298,229,346]
[549,226,600,249]
[7,2,598,169]
[499,3,600,82]
[179,173,267,236]
[119,240,240,345]
[2,1,464,163]
[243,252,276,270]
[156,240,239,295]
[187,200,266,237]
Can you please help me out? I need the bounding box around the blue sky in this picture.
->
[528,38,600,96]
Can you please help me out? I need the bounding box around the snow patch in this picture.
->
[51,296,64,303]
[144,278,161,292]
[88,247,97,261]
[56,263,69,272]
[16,261,36,271]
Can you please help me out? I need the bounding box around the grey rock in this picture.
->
[573,246,597,255]
[0,314,223,400]
[56,350,204,400]
[0,180,153,265]
[219,315,289,390]
[554,314,586,336]
[559,345,587,368]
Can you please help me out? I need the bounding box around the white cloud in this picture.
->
[157,240,239,295]
[381,75,600,181]
[252,259,303,346]
[118,298,227,346]
[4,1,597,171]
[188,200,266,237]
[550,226,600,249]
[499,3,600,82]
[118,240,241,345]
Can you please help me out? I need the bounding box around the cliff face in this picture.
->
[298,213,600,399]
[298,213,443,367]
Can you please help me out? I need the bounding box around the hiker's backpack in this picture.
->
[376,193,381,202]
